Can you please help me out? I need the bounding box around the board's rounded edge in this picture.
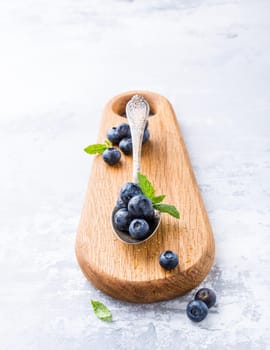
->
[75,225,215,303]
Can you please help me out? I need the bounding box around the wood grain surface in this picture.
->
[75,91,215,303]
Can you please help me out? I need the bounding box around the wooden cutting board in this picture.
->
[75,91,215,303]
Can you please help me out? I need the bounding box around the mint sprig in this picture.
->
[151,195,166,204]
[138,172,180,219]
[153,203,180,219]
[137,173,155,198]
[84,140,112,155]
[91,300,112,322]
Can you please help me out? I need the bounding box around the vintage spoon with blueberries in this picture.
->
[111,95,161,244]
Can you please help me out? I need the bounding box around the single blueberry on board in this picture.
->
[119,182,142,204]
[145,120,149,130]
[116,123,131,138]
[195,288,216,309]
[119,137,133,155]
[186,300,208,322]
[159,250,179,270]
[128,194,154,218]
[129,219,150,240]
[102,148,121,165]
[107,127,121,145]
[142,129,150,144]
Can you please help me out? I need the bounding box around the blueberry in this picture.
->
[129,219,150,239]
[186,300,208,322]
[145,120,149,130]
[116,123,131,138]
[142,129,150,144]
[119,182,142,204]
[159,250,179,270]
[195,288,216,309]
[107,127,121,145]
[102,148,121,165]
[116,197,127,209]
[119,137,132,155]
[114,208,133,231]
[128,194,154,218]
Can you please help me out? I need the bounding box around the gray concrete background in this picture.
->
[0,0,269,349]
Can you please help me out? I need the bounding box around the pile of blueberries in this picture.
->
[113,182,156,240]
[186,288,216,322]
[103,121,150,165]
[107,120,149,155]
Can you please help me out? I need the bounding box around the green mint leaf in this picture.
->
[104,139,112,147]
[91,300,112,322]
[153,203,180,219]
[138,172,155,199]
[84,143,107,155]
[151,195,166,204]
[137,173,180,218]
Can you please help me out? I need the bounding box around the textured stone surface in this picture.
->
[0,0,269,349]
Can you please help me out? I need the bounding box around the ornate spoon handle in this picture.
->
[126,95,150,184]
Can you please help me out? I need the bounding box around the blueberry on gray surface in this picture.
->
[119,182,142,204]
[186,300,208,322]
[129,219,150,239]
[114,208,133,231]
[159,250,179,270]
[195,288,216,309]
[119,137,133,155]
[107,127,121,145]
[102,148,121,165]
[128,194,154,218]
[142,129,150,144]
[116,197,127,209]
[116,123,131,138]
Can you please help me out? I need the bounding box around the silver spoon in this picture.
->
[112,94,161,244]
